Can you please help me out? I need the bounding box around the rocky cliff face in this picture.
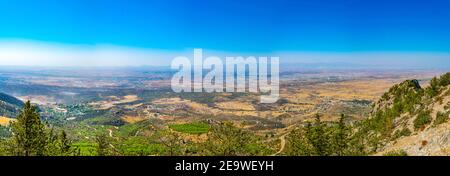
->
[371,73,450,156]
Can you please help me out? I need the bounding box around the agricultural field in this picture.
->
[0,116,14,126]
[0,67,447,156]
[169,122,210,134]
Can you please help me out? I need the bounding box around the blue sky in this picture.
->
[0,0,449,67]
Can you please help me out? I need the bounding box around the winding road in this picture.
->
[271,125,297,156]
[271,134,287,156]
[108,129,113,137]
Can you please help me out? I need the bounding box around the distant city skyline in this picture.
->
[0,0,449,68]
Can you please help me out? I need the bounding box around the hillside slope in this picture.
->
[0,92,24,118]
[370,73,450,155]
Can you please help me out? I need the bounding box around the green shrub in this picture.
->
[393,128,411,139]
[426,72,450,97]
[434,111,449,126]
[72,142,97,156]
[0,126,12,138]
[383,150,408,156]
[414,111,431,130]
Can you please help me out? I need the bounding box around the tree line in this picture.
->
[0,101,271,156]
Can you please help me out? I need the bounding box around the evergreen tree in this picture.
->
[158,130,183,156]
[309,114,328,155]
[286,114,365,156]
[95,134,110,156]
[286,125,314,156]
[10,101,48,156]
[334,114,349,156]
[58,130,72,155]
[203,122,267,156]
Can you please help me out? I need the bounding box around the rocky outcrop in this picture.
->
[371,79,423,115]
[372,73,450,156]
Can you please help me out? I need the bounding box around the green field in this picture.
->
[169,122,210,134]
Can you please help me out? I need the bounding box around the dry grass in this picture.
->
[149,79,397,123]
[216,101,255,111]
[304,79,397,101]
[0,116,15,126]
[89,95,140,110]
[148,77,424,128]
[121,115,148,124]
[17,95,58,106]
[153,98,221,115]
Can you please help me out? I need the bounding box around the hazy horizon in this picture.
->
[0,40,449,69]
[1,0,449,69]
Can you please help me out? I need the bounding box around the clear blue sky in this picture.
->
[1,0,449,52]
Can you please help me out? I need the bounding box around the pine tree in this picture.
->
[334,114,349,156]
[58,130,72,155]
[309,114,328,156]
[427,77,439,97]
[287,114,347,156]
[203,122,262,156]
[10,101,48,156]
[158,130,183,156]
[95,134,109,156]
[286,124,314,156]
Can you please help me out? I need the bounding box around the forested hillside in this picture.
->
[285,72,449,156]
